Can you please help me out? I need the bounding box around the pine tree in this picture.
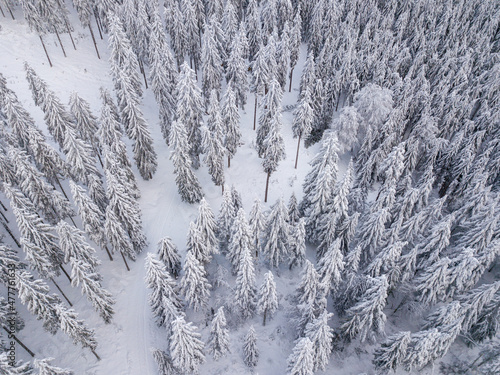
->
[216,189,236,252]
[227,208,251,273]
[69,92,101,161]
[257,271,279,326]
[235,245,257,319]
[305,310,334,371]
[257,77,283,157]
[263,198,290,267]
[180,251,211,311]
[249,197,265,257]
[292,85,313,169]
[170,316,205,373]
[186,221,209,265]
[226,30,248,109]
[243,325,259,367]
[288,10,301,91]
[157,237,181,279]
[202,92,225,190]
[222,83,242,168]
[195,198,219,263]
[341,275,388,342]
[287,193,300,225]
[276,23,291,91]
[148,6,177,145]
[287,337,315,375]
[208,306,230,360]
[145,253,182,327]
[317,238,344,294]
[55,304,98,356]
[245,0,262,61]
[169,120,204,203]
[289,218,306,270]
[104,206,136,264]
[262,114,286,203]
[414,256,450,306]
[33,358,74,375]
[201,23,223,106]
[176,62,204,169]
[250,42,270,130]
[151,348,177,375]
[373,331,411,373]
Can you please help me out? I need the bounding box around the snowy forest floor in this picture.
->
[0,7,481,375]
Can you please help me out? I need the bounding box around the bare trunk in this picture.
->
[228,155,231,168]
[4,0,14,19]
[253,95,258,130]
[0,208,8,223]
[39,35,53,67]
[264,171,270,203]
[89,25,101,59]
[289,67,294,92]
[54,28,67,57]
[294,134,301,169]
[0,199,8,211]
[2,327,35,357]
[93,11,103,39]
[262,308,267,326]
[120,252,130,271]
[138,60,148,89]
[63,17,76,50]
[221,184,224,194]
[1,221,20,248]
[50,278,73,306]
[104,245,113,261]
[59,264,72,282]
[91,348,101,361]
[54,175,69,200]
[0,4,5,17]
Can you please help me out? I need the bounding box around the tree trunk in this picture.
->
[294,134,301,169]
[4,0,14,20]
[54,28,67,57]
[89,25,100,59]
[1,221,20,248]
[91,348,101,361]
[2,327,35,357]
[262,308,267,326]
[228,155,231,168]
[62,16,76,50]
[0,208,8,223]
[221,184,224,194]
[54,175,69,200]
[138,60,148,89]
[253,95,258,130]
[264,171,271,203]
[50,277,73,306]
[59,264,72,282]
[39,35,53,67]
[289,67,294,92]
[93,11,103,40]
[104,245,113,261]
[0,4,5,18]
[0,199,7,211]
[120,251,130,271]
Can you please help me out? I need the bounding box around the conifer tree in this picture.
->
[373,331,411,373]
[263,198,290,267]
[222,83,242,168]
[216,189,235,252]
[250,43,270,130]
[169,120,204,203]
[148,7,177,145]
[305,310,334,371]
[249,198,265,257]
[69,92,101,160]
[317,238,344,294]
[186,221,209,265]
[243,325,259,367]
[145,253,182,327]
[288,10,301,91]
[287,193,300,225]
[157,237,181,278]
[262,112,286,203]
[289,218,306,270]
[341,275,388,342]
[208,306,230,360]
[287,337,315,375]
[235,245,257,319]
[245,0,262,61]
[202,92,225,191]
[195,198,219,263]
[180,251,211,311]
[226,33,248,109]
[257,77,283,157]
[34,357,73,375]
[176,62,204,169]
[227,208,251,273]
[414,256,450,306]
[276,24,291,90]
[292,85,314,169]
[201,23,223,106]
[104,206,136,267]
[170,316,205,373]
[257,271,279,326]
[151,348,176,375]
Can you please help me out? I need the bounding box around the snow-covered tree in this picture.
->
[201,23,223,105]
[202,91,225,191]
[169,120,204,203]
[208,306,230,360]
[170,316,205,373]
[287,337,315,375]
[263,198,290,267]
[151,348,176,375]
[257,271,279,326]
[341,275,388,342]
[157,237,181,279]
[104,206,136,263]
[221,83,242,168]
[317,238,344,294]
[289,218,306,270]
[331,106,362,153]
[176,62,204,169]
[216,189,236,252]
[414,256,450,306]
[145,253,182,327]
[243,325,259,367]
[227,208,251,273]
[34,357,73,375]
[226,31,248,109]
[69,92,101,162]
[235,245,257,319]
[373,331,411,373]
[305,310,334,371]
[292,85,314,169]
[195,198,219,262]
[180,251,211,311]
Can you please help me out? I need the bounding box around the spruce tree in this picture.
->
[216,189,236,252]
[226,31,248,109]
[202,92,225,191]
[305,310,334,371]
[249,197,265,257]
[208,306,230,360]
[287,337,315,375]
[262,197,290,267]
[104,206,136,265]
[262,110,286,202]
[195,197,219,262]
[69,93,101,162]
[243,325,259,367]
[222,83,242,168]
[257,271,279,326]
[289,218,306,270]
[201,24,223,106]
[373,331,411,373]
[227,208,251,273]
[170,316,205,373]
[151,348,176,375]
[157,237,181,279]
[235,245,257,319]
[292,85,314,169]
[180,251,211,311]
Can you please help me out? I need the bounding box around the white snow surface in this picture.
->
[0,6,476,375]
